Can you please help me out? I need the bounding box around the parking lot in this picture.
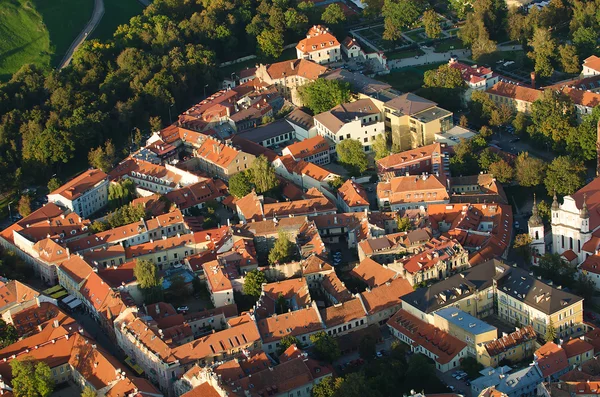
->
[439,369,472,397]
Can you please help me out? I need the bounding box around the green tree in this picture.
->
[257,29,284,58]
[512,112,529,135]
[449,138,480,176]
[335,372,374,397]
[373,134,389,160]
[275,293,289,314]
[422,10,442,38]
[449,0,473,19]
[47,177,61,193]
[359,334,377,360]
[268,231,295,265]
[575,273,596,302]
[490,104,514,129]
[250,155,279,194]
[310,331,341,362]
[544,156,585,196]
[572,26,597,59]
[81,386,97,397]
[261,115,275,125]
[529,90,577,146]
[515,152,546,187]
[11,358,54,397]
[312,376,339,397]
[18,195,32,217]
[243,269,267,297]
[299,79,351,114]
[479,126,493,140]
[134,259,162,303]
[382,0,421,42]
[537,200,551,222]
[513,233,532,262]
[489,160,514,183]
[88,140,116,173]
[545,318,557,342]
[458,16,497,60]
[328,176,346,190]
[571,106,600,161]
[478,148,501,171]
[397,216,412,232]
[558,44,580,74]
[336,139,368,175]
[321,4,346,25]
[229,171,253,198]
[0,319,18,348]
[277,334,300,355]
[423,64,465,89]
[459,114,469,128]
[149,116,163,132]
[527,28,556,77]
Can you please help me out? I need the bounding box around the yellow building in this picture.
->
[371,93,453,151]
[477,326,537,367]
[434,307,497,358]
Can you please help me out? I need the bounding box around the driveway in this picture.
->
[439,369,472,397]
[58,0,105,69]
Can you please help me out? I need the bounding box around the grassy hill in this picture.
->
[0,0,93,80]
[0,0,51,80]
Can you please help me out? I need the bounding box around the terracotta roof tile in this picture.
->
[49,169,107,201]
[350,258,397,288]
[338,179,369,208]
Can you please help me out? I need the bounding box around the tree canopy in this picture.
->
[336,139,368,175]
[88,140,116,173]
[268,231,295,265]
[299,79,351,114]
[0,319,18,349]
[229,171,253,199]
[242,269,267,297]
[544,156,585,196]
[382,0,422,42]
[310,331,341,362]
[515,152,546,187]
[11,358,54,397]
[250,155,279,194]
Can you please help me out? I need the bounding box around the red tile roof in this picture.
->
[350,258,397,288]
[257,306,323,343]
[338,179,369,208]
[571,177,600,232]
[387,309,467,365]
[320,298,366,328]
[584,56,600,73]
[194,137,245,169]
[359,277,412,315]
[535,342,569,377]
[49,169,107,200]
[563,338,594,359]
[486,81,542,103]
[297,25,340,54]
[484,326,536,357]
[264,59,328,81]
[283,136,330,161]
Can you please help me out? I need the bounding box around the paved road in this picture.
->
[58,0,105,69]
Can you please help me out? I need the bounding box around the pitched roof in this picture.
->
[338,179,369,208]
[165,180,226,211]
[195,137,244,168]
[376,142,445,173]
[584,56,600,73]
[235,119,295,144]
[203,260,234,293]
[319,298,366,328]
[285,109,314,130]
[314,98,380,133]
[401,238,463,275]
[387,309,467,364]
[59,256,94,284]
[297,25,340,54]
[486,81,542,103]
[256,306,323,343]
[484,326,536,357]
[535,342,569,377]
[562,338,594,359]
[359,277,412,315]
[321,272,353,303]
[264,59,327,81]
[49,169,107,201]
[571,177,600,232]
[350,258,397,288]
[384,93,436,115]
[283,136,330,161]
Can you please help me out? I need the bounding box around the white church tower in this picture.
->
[528,194,544,265]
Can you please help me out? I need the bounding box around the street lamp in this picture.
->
[7,201,13,222]
[168,103,175,124]
[204,84,209,99]
[231,73,236,88]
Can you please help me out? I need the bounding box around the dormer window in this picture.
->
[321,43,325,48]
[312,45,316,50]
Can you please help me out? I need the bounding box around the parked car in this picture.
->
[177,306,189,313]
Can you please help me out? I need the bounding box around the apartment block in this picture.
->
[47,169,108,218]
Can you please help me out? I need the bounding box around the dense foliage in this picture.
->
[268,231,295,264]
[242,269,268,297]
[10,358,54,397]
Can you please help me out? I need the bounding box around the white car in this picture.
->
[177,306,189,312]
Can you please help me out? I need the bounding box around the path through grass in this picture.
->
[91,0,144,41]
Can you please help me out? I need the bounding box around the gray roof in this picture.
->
[314,98,380,134]
[412,106,452,123]
[471,366,512,392]
[403,258,509,314]
[323,68,392,96]
[496,366,543,396]
[235,119,295,143]
[384,93,436,115]
[434,307,497,336]
[496,266,583,315]
[285,109,314,130]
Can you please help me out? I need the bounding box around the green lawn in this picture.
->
[32,0,94,65]
[90,0,144,41]
[434,37,465,53]
[378,62,444,92]
[386,48,424,60]
[405,29,425,43]
[475,50,525,67]
[0,0,94,80]
[0,0,51,80]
